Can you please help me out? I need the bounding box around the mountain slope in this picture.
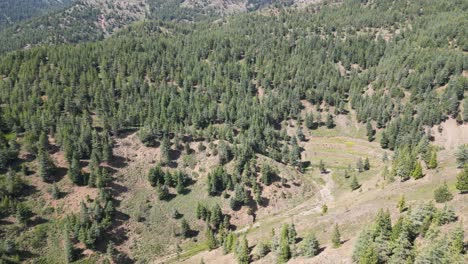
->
[0,0,74,31]
[0,0,466,263]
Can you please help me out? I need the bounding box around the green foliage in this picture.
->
[180,218,190,238]
[236,236,249,264]
[397,196,406,213]
[350,175,360,191]
[427,150,438,169]
[455,165,468,193]
[301,233,320,257]
[411,162,423,180]
[433,182,453,203]
[455,145,468,168]
[331,224,341,248]
[205,227,217,250]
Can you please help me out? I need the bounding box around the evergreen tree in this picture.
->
[326,114,334,129]
[38,148,55,182]
[64,232,75,263]
[411,161,423,180]
[364,157,370,171]
[433,182,453,203]
[302,233,320,257]
[331,224,341,248]
[366,121,374,142]
[52,182,60,199]
[318,160,326,173]
[455,165,468,193]
[350,175,360,191]
[237,236,249,264]
[180,218,190,238]
[427,150,438,169]
[69,153,83,185]
[389,230,413,264]
[205,227,217,250]
[305,113,314,129]
[160,136,171,165]
[357,158,364,172]
[397,196,406,213]
[148,164,164,187]
[455,145,468,168]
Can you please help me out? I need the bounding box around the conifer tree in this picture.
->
[357,158,364,172]
[455,165,468,193]
[205,227,217,250]
[302,233,320,257]
[427,150,438,169]
[305,113,314,129]
[237,236,249,264]
[366,121,374,142]
[52,182,60,199]
[326,114,334,128]
[433,182,453,203]
[64,232,75,263]
[38,148,55,182]
[69,153,83,185]
[350,175,360,191]
[411,161,423,179]
[389,230,413,264]
[364,157,370,171]
[160,136,171,165]
[397,196,406,213]
[318,160,326,173]
[180,218,190,238]
[331,224,341,248]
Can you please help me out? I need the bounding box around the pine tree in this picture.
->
[318,160,326,173]
[64,232,75,263]
[350,175,360,190]
[455,145,468,168]
[366,121,374,142]
[205,227,217,250]
[38,148,55,182]
[302,233,320,257]
[52,182,60,199]
[352,228,373,263]
[237,236,249,264]
[397,196,406,213]
[326,114,334,128]
[427,150,438,169]
[357,158,364,172]
[411,161,423,179]
[148,164,164,187]
[69,153,83,185]
[305,113,314,129]
[455,165,468,193]
[389,230,413,264]
[288,223,297,245]
[160,136,171,165]
[433,182,453,203]
[364,157,370,171]
[278,236,291,263]
[331,224,341,248]
[180,218,190,238]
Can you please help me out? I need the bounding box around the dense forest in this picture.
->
[0,0,74,31]
[0,0,466,263]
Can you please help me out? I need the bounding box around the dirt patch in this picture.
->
[431,118,468,150]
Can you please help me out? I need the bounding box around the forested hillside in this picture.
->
[0,0,467,263]
[0,0,74,31]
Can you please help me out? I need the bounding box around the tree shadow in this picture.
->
[186,229,199,238]
[108,155,128,169]
[107,181,129,199]
[29,216,48,227]
[47,167,67,183]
